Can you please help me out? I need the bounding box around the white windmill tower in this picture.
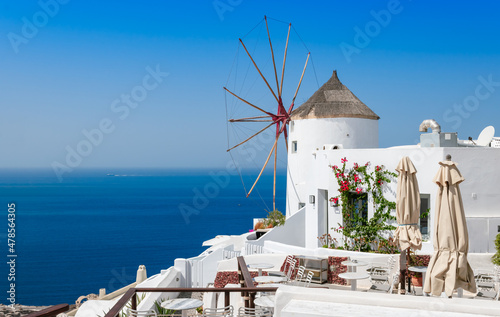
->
[286,70,380,216]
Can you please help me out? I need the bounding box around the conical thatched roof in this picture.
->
[291,70,379,120]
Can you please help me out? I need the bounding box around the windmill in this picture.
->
[225,16,310,210]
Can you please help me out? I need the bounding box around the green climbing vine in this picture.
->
[329,157,397,252]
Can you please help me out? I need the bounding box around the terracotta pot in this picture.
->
[411,276,423,287]
[254,222,264,230]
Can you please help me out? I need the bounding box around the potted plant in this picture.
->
[408,251,430,286]
[263,209,285,228]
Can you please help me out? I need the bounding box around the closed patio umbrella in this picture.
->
[423,156,476,297]
[394,156,422,251]
[394,156,422,293]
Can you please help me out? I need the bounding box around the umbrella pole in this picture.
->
[407,250,411,294]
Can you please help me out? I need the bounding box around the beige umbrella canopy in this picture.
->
[394,156,422,251]
[424,158,476,297]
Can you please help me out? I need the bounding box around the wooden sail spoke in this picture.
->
[273,138,277,211]
[279,23,291,97]
[229,118,273,123]
[247,135,280,197]
[224,87,274,117]
[227,122,274,152]
[265,16,281,98]
[291,52,310,105]
[239,39,279,103]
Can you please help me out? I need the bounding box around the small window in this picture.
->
[291,141,298,153]
[420,194,430,239]
[290,121,295,133]
[343,193,368,225]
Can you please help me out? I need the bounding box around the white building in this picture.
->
[287,70,500,253]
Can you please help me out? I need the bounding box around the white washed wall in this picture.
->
[297,146,500,252]
[287,117,378,217]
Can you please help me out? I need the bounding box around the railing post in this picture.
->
[224,291,230,307]
[131,292,137,311]
[249,291,255,308]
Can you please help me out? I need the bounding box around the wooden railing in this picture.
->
[24,304,70,317]
[104,256,277,317]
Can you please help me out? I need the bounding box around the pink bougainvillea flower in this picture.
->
[333,165,338,170]
[365,162,370,166]
[376,165,381,171]
[356,188,362,194]
[341,157,347,163]
[333,198,339,204]
[353,163,359,169]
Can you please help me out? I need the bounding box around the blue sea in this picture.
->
[0,168,286,306]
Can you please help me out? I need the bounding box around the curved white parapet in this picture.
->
[75,267,182,317]
[136,267,183,312]
[75,298,120,317]
[274,285,500,317]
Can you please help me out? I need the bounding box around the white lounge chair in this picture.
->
[127,309,157,317]
[202,305,234,316]
[475,265,500,300]
[367,256,398,293]
[237,306,272,317]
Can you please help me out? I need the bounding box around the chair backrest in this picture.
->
[295,266,306,281]
[286,260,296,281]
[203,305,234,317]
[388,256,396,270]
[127,309,157,317]
[284,256,295,272]
[304,270,314,288]
[237,306,272,317]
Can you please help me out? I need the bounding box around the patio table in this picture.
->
[161,298,203,317]
[338,272,370,291]
[248,263,274,276]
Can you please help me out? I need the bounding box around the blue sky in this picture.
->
[1,0,500,171]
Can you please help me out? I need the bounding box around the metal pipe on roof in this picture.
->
[419,119,441,133]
